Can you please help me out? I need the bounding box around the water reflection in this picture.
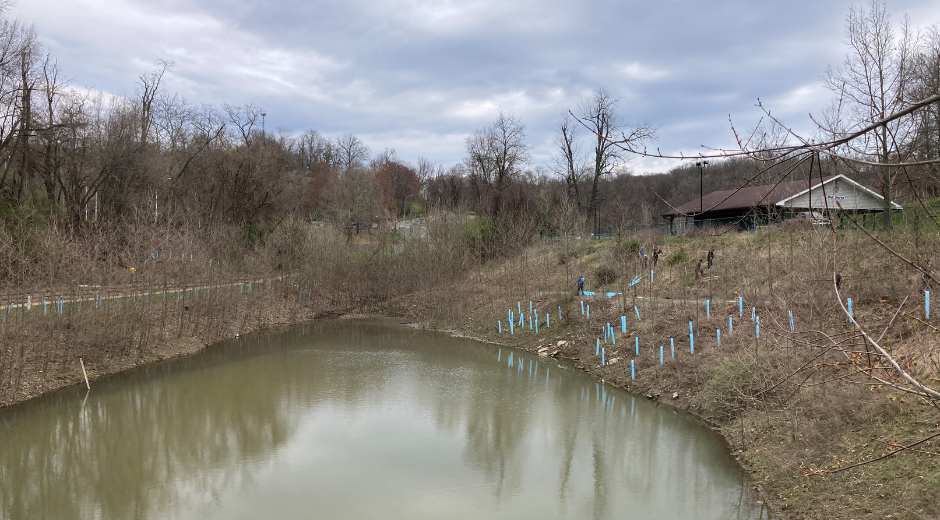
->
[0,319,771,519]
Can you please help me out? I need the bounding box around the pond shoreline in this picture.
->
[408,318,779,518]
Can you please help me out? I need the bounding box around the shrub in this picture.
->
[463,216,497,257]
[697,361,770,422]
[622,238,643,253]
[595,265,618,285]
[665,247,688,266]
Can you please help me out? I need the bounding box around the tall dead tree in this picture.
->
[553,110,587,210]
[579,88,655,229]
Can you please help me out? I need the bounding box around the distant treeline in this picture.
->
[1,1,939,238]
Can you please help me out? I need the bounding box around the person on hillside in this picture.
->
[639,248,647,267]
[707,249,715,270]
[652,248,660,267]
[577,275,585,295]
[695,259,704,279]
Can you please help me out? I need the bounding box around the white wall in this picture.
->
[778,178,887,211]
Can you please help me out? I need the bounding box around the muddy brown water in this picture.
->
[0,319,772,519]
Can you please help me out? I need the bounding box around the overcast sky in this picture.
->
[12,0,940,173]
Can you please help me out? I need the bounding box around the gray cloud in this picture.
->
[14,0,940,172]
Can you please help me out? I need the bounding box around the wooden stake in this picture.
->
[79,357,90,390]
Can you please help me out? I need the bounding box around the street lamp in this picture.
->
[695,161,708,217]
[261,112,267,138]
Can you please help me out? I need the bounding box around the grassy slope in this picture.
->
[376,230,940,520]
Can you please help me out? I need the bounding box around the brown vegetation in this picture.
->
[0,211,526,408]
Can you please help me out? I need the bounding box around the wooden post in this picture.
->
[79,357,90,390]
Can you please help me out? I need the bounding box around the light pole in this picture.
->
[261,111,267,138]
[695,161,708,218]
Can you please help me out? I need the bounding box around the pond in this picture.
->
[0,319,771,519]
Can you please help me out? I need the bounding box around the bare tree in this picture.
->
[136,60,171,147]
[295,129,335,171]
[334,134,370,172]
[222,103,263,146]
[0,17,31,196]
[464,109,529,215]
[908,23,940,191]
[822,0,918,230]
[323,166,383,240]
[553,110,588,210]
[578,88,655,227]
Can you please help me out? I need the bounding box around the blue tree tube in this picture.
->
[602,348,605,366]
[717,329,721,348]
[756,316,760,338]
[634,306,641,321]
[927,291,931,319]
[635,336,639,356]
[729,316,733,334]
[671,338,675,358]
[789,310,794,332]
[498,321,502,333]
[739,297,743,317]
[690,332,694,354]
[631,359,635,380]
[660,346,663,365]
[847,298,853,322]
[707,299,710,317]
[621,315,626,332]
